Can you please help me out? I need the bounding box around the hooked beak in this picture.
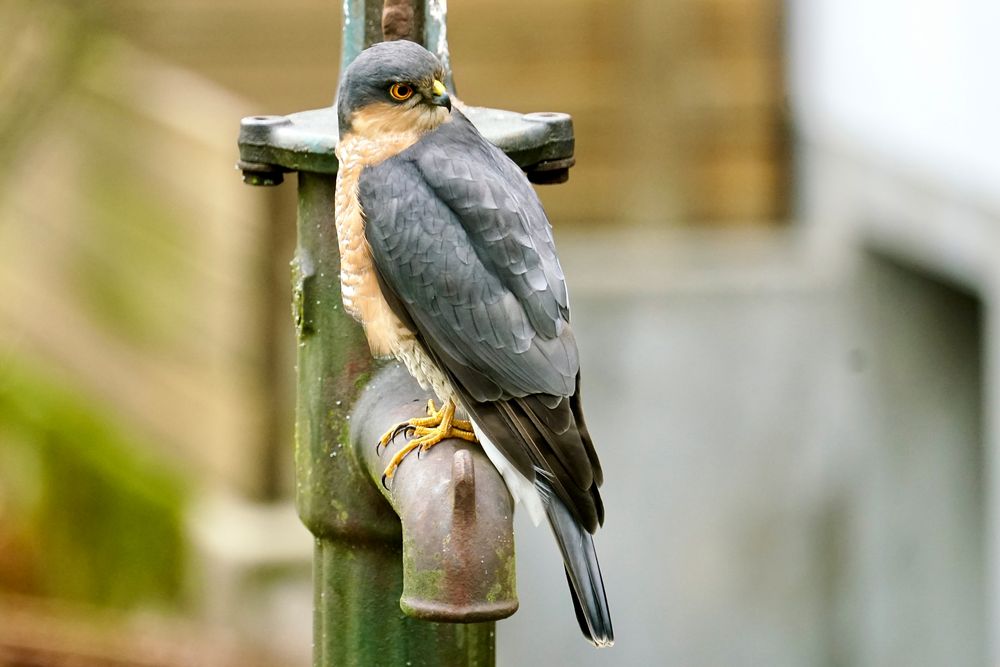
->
[430,79,452,112]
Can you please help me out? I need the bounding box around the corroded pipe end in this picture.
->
[401,597,516,624]
[351,364,518,623]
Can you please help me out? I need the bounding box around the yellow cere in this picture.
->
[432,80,447,97]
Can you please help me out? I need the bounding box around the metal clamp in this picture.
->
[238,106,575,186]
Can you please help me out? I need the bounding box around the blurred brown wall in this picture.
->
[95,0,788,226]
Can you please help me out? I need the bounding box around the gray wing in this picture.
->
[360,112,603,531]
[360,112,578,403]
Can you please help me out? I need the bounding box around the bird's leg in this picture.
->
[377,399,435,451]
[379,398,478,485]
[384,399,443,440]
[377,399,472,450]
[407,399,477,452]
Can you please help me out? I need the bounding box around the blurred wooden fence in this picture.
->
[0,3,287,495]
[96,0,788,225]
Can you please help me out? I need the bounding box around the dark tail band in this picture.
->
[543,485,614,647]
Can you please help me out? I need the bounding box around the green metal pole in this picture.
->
[294,172,497,666]
[294,3,502,662]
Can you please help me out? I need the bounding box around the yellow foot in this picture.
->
[378,399,478,487]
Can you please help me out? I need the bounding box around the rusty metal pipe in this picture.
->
[351,364,518,622]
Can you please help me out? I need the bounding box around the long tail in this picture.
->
[543,484,614,647]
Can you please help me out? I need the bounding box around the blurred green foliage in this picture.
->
[0,360,187,609]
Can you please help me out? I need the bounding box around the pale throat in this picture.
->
[344,101,450,146]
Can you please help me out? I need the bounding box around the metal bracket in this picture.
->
[238,106,575,185]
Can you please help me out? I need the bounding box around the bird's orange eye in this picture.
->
[389,83,414,101]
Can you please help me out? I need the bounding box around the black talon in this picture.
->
[381,472,391,490]
[387,423,414,442]
[376,422,412,455]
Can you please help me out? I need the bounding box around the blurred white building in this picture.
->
[791,0,1000,664]
[505,2,999,665]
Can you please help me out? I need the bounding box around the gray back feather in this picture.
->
[360,111,578,402]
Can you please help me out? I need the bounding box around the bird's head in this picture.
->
[337,40,452,139]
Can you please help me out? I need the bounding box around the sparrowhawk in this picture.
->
[334,40,613,647]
